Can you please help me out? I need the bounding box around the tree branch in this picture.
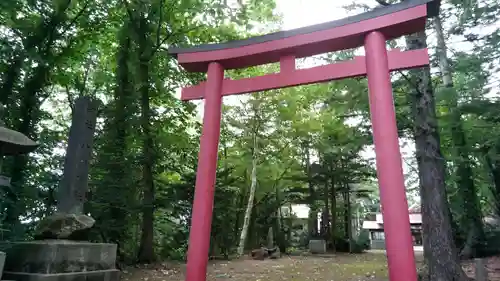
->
[65,84,75,116]
[78,58,93,96]
[121,0,140,32]
[397,70,424,96]
[374,0,391,6]
[155,0,165,50]
[151,26,200,58]
[60,0,91,36]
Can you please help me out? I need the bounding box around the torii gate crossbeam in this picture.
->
[168,1,439,281]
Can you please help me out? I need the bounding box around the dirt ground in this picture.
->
[121,252,500,281]
[462,256,500,280]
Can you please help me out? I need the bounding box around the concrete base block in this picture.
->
[308,239,326,254]
[2,240,116,273]
[3,269,120,281]
[0,251,5,279]
[1,240,119,281]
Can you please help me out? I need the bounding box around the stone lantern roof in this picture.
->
[0,104,39,156]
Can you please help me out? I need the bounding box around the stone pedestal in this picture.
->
[1,240,119,281]
[0,251,5,279]
[308,239,326,254]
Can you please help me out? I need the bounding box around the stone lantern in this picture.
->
[0,103,38,279]
[0,104,39,177]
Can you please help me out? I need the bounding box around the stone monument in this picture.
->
[0,103,39,280]
[2,97,120,281]
[35,95,99,240]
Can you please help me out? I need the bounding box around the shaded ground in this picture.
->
[462,256,500,280]
[121,252,500,281]
[123,252,392,281]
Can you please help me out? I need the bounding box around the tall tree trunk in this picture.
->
[0,56,23,105]
[405,31,469,281]
[5,62,51,233]
[274,181,286,252]
[434,16,484,258]
[343,184,352,253]
[237,134,258,256]
[1,2,74,233]
[233,188,245,245]
[483,145,500,217]
[329,172,337,252]
[137,18,155,263]
[220,127,232,259]
[321,179,331,242]
[94,21,134,260]
[305,143,318,236]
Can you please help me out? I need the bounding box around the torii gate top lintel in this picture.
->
[168,0,439,73]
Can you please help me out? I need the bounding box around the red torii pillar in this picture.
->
[364,32,417,281]
[185,61,224,281]
[169,1,438,281]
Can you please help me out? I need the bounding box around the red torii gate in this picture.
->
[169,1,438,280]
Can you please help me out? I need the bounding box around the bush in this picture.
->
[478,225,500,258]
[350,230,371,253]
